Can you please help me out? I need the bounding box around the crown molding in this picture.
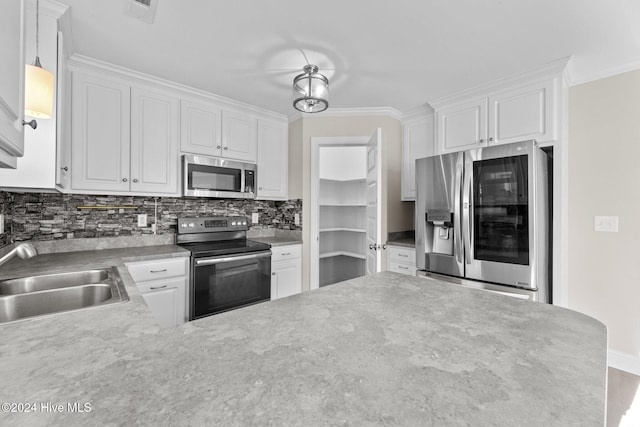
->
[288,106,403,123]
[566,59,640,87]
[25,0,69,19]
[430,57,571,109]
[401,104,434,122]
[67,54,288,122]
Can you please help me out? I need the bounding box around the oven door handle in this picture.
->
[195,250,272,266]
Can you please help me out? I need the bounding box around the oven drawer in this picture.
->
[271,244,301,262]
[127,258,188,283]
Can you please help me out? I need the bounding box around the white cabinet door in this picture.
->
[222,110,257,162]
[489,79,556,145]
[180,98,222,157]
[71,72,130,192]
[436,97,487,154]
[272,259,301,299]
[0,0,25,167]
[140,281,184,329]
[257,119,288,200]
[130,87,179,195]
[401,114,434,201]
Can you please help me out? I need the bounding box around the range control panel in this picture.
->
[177,216,248,233]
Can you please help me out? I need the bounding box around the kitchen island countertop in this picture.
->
[0,268,606,426]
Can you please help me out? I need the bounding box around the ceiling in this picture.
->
[56,0,640,117]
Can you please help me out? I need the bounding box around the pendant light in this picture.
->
[24,0,54,120]
[292,65,329,113]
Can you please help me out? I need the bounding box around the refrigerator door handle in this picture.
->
[462,156,472,265]
[454,156,463,264]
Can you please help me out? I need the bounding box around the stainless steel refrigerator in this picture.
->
[415,140,550,302]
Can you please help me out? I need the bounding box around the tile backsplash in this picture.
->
[0,191,301,246]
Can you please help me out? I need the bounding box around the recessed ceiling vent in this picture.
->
[123,0,158,24]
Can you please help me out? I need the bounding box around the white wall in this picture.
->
[568,69,640,368]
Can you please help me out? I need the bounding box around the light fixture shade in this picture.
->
[24,61,54,119]
[293,65,329,113]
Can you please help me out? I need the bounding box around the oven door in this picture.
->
[191,250,271,319]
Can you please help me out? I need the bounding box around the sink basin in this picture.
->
[0,267,129,324]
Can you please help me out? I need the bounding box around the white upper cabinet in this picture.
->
[130,86,179,194]
[433,61,565,155]
[257,119,288,200]
[436,96,488,153]
[0,0,26,168]
[221,110,257,162]
[71,71,180,196]
[402,108,434,201]
[65,56,287,197]
[488,79,556,146]
[71,72,131,192]
[180,98,222,157]
[181,99,258,163]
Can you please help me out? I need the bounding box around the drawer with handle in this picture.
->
[389,246,415,264]
[126,257,188,283]
[271,244,302,262]
[389,262,417,276]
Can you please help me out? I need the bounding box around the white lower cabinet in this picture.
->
[271,244,302,300]
[126,257,188,328]
[387,245,417,276]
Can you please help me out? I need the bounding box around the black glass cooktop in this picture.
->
[179,239,271,258]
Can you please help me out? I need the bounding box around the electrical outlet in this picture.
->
[594,216,618,232]
[294,213,300,226]
[137,214,148,227]
[252,213,259,224]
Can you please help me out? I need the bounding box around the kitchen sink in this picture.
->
[0,267,129,324]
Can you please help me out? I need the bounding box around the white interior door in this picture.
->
[366,129,382,274]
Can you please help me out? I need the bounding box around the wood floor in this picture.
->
[608,367,640,427]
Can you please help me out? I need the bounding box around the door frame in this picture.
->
[310,136,371,291]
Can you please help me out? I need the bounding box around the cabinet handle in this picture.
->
[223,146,228,150]
[150,269,167,273]
[398,266,408,270]
[217,145,221,149]
[398,254,408,257]
[272,272,276,276]
[479,139,485,143]
[149,285,168,290]
[122,178,128,182]
[133,179,139,183]
[62,166,68,172]
[259,186,263,190]
[489,137,495,142]
[281,253,291,256]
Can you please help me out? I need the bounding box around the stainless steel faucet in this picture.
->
[0,243,38,267]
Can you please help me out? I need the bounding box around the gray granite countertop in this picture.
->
[250,236,302,247]
[386,238,415,248]
[387,230,415,248]
[0,269,606,426]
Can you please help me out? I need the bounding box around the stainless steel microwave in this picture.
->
[182,155,256,199]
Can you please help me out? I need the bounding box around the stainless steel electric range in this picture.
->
[176,216,272,320]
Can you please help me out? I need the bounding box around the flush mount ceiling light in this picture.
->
[292,64,329,113]
[24,0,54,121]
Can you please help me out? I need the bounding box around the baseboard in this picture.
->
[609,350,640,376]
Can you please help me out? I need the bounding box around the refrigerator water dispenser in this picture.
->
[426,211,454,255]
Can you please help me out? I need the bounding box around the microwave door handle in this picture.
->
[462,156,472,265]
